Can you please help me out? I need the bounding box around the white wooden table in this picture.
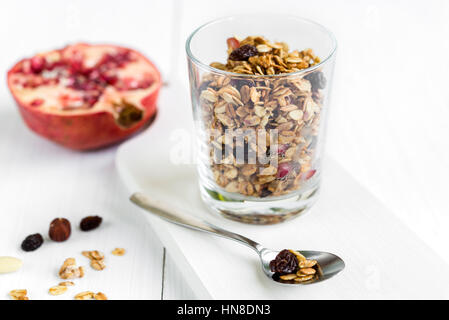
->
[1,0,448,299]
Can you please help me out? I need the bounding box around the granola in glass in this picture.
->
[197,36,326,199]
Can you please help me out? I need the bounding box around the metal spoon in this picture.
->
[130,192,345,285]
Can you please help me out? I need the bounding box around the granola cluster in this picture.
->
[211,36,321,75]
[9,289,29,300]
[269,249,321,283]
[197,36,326,198]
[75,291,107,300]
[59,258,84,279]
[82,250,106,271]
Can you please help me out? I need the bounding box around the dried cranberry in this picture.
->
[302,169,316,180]
[229,45,258,61]
[21,233,44,252]
[80,216,103,231]
[305,71,326,90]
[227,37,240,50]
[277,144,290,157]
[269,249,299,274]
[277,162,291,179]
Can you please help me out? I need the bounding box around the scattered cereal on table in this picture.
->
[59,258,84,279]
[111,248,126,256]
[9,289,29,300]
[49,285,68,296]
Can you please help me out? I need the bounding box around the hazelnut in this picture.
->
[49,218,71,242]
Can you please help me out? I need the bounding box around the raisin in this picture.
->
[260,189,272,198]
[21,233,44,252]
[230,78,255,90]
[304,71,326,90]
[229,45,258,61]
[80,216,103,231]
[269,249,299,274]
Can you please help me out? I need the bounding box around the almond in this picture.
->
[0,256,22,274]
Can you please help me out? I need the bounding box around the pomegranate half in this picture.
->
[7,43,161,150]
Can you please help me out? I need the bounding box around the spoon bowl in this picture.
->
[130,192,345,286]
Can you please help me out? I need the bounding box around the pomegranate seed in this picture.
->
[30,56,45,74]
[86,98,98,107]
[100,50,132,69]
[12,63,24,74]
[59,94,81,104]
[138,78,153,89]
[83,82,98,91]
[227,37,240,50]
[69,56,83,74]
[102,74,118,85]
[30,99,44,107]
[21,60,32,74]
[88,70,101,81]
[121,77,140,90]
[29,77,43,88]
[42,78,59,86]
[46,61,60,71]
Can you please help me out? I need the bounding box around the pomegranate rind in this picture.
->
[7,43,162,150]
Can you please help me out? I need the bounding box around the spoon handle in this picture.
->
[130,192,262,252]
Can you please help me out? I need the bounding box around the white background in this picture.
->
[0,0,448,299]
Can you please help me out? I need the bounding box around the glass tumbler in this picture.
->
[186,15,336,224]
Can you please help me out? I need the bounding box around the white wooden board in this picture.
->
[116,81,449,299]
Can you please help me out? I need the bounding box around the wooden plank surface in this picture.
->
[0,0,184,300]
[0,108,166,299]
[1,0,449,299]
[163,251,198,300]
